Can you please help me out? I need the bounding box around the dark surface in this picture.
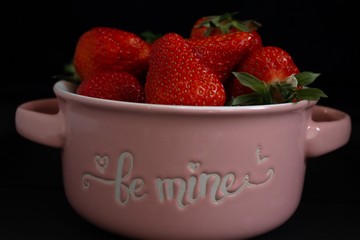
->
[1,186,359,240]
[2,0,359,239]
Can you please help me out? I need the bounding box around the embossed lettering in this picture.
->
[155,165,274,209]
[115,152,147,205]
[82,146,274,209]
[82,152,147,206]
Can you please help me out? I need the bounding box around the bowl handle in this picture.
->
[15,98,65,148]
[305,105,351,158]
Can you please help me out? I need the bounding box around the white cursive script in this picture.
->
[82,152,147,206]
[156,163,273,209]
[81,146,274,208]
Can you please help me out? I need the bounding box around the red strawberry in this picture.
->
[241,46,300,82]
[76,71,145,103]
[73,27,151,81]
[228,46,327,105]
[188,31,262,82]
[145,33,226,106]
[228,46,300,98]
[190,12,261,39]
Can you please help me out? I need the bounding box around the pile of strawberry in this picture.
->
[72,12,327,106]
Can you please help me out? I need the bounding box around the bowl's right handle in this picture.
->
[15,98,65,148]
[305,105,351,158]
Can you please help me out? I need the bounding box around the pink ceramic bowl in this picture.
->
[15,80,351,240]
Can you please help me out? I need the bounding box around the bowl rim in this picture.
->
[54,80,317,114]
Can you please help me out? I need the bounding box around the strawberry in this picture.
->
[228,46,300,98]
[190,12,261,39]
[73,27,151,81]
[145,33,226,106]
[188,30,262,82]
[187,12,262,83]
[76,71,145,103]
[227,46,327,105]
[238,46,300,82]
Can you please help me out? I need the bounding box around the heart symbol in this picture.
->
[256,146,269,163]
[95,155,109,173]
[188,162,200,172]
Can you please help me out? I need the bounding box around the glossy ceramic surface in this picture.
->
[15,80,351,240]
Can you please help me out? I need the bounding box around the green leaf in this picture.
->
[140,31,162,43]
[269,83,295,103]
[295,72,320,86]
[228,16,262,32]
[231,21,250,32]
[232,72,267,93]
[218,12,238,22]
[242,20,262,31]
[53,61,81,84]
[295,88,328,100]
[195,12,261,34]
[195,19,211,28]
[219,23,231,34]
[230,93,263,106]
[204,25,214,37]
[230,71,327,106]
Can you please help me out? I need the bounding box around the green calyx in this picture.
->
[195,12,261,37]
[140,31,163,44]
[229,71,328,106]
[52,61,81,84]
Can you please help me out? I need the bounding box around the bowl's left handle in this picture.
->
[15,98,65,148]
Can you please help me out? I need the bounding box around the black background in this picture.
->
[2,0,359,239]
